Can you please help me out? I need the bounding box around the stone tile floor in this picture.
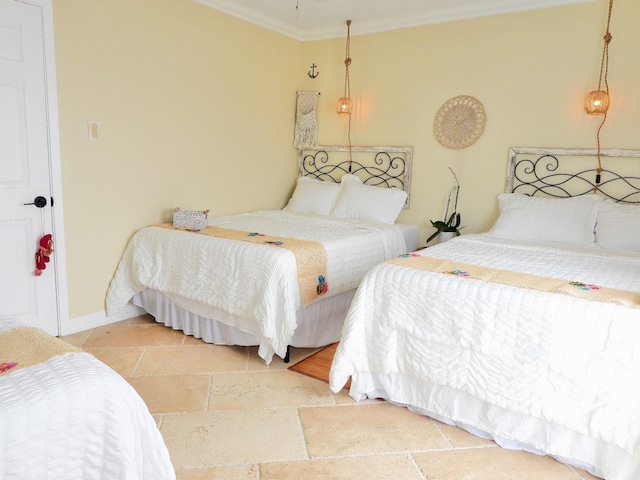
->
[61,315,600,480]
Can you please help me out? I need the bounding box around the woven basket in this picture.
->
[172,208,209,231]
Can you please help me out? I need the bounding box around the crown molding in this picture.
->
[193,0,306,40]
[194,0,597,41]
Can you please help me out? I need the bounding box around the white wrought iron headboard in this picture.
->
[299,145,413,207]
[507,147,640,203]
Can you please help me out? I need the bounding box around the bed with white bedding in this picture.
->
[329,147,640,480]
[107,146,418,364]
[0,318,175,479]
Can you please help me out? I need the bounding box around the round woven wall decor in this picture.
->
[433,95,487,149]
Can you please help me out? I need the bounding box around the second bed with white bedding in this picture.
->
[107,210,416,363]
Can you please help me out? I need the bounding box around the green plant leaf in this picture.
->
[430,220,449,229]
[426,231,440,243]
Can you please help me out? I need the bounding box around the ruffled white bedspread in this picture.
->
[107,210,408,363]
[330,234,640,479]
[0,319,175,480]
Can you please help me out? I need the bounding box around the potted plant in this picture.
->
[427,168,463,244]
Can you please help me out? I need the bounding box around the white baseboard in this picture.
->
[61,305,146,335]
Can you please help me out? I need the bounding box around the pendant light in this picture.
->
[584,0,613,115]
[585,0,614,192]
[336,20,353,116]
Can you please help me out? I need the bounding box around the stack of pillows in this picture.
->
[284,174,408,224]
[285,176,639,253]
[488,192,640,253]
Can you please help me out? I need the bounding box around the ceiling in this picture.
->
[194,0,595,40]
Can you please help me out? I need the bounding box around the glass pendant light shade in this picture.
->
[584,89,610,115]
[585,1,614,116]
[336,96,353,116]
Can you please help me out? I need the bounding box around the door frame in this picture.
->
[19,0,69,334]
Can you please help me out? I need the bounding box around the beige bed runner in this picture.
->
[389,255,640,308]
[158,223,329,305]
[0,326,81,375]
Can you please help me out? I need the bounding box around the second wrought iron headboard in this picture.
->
[507,147,640,204]
[299,145,413,207]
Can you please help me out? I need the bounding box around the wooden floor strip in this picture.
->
[288,342,350,388]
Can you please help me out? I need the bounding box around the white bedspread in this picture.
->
[330,234,640,479]
[0,319,175,480]
[107,210,408,363]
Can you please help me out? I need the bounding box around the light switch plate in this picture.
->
[88,119,101,141]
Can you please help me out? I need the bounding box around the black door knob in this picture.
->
[24,196,47,208]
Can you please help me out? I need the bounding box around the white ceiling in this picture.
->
[194,0,595,40]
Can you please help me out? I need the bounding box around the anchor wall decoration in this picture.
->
[307,63,319,79]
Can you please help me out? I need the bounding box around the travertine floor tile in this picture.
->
[126,374,210,414]
[300,402,450,457]
[59,330,92,347]
[84,346,145,376]
[260,454,423,480]
[83,323,185,348]
[175,465,258,480]
[331,388,357,404]
[74,320,606,480]
[413,447,579,480]
[208,371,333,410]
[161,409,307,468]
[136,345,247,375]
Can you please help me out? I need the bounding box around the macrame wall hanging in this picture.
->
[293,91,320,149]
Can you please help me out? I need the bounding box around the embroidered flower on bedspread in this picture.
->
[570,281,601,291]
[317,274,328,295]
[444,269,470,277]
[0,362,17,373]
[247,233,284,246]
[399,253,421,258]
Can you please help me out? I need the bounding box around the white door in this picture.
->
[0,0,64,335]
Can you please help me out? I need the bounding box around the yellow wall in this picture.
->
[300,0,640,238]
[53,0,300,318]
[52,0,639,320]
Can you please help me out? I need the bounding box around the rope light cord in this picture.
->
[597,0,613,93]
[347,113,353,172]
[343,20,351,104]
[594,112,607,190]
[593,0,614,193]
[340,20,353,170]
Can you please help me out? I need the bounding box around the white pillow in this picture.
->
[330,174,408,224]
[488,193,602,245]
[595,200,640,253]
[284,176,340,215]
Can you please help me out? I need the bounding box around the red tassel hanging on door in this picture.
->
[34,234,54,276]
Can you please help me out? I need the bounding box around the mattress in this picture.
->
[330,234,640,480]
[107,210,417,363]
[0,318,175,480]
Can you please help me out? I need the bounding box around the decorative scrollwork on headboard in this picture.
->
[299,145,413,207]
[507,147,640,204]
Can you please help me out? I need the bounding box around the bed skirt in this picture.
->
[352,372,637,480]
[134,288,354,350]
